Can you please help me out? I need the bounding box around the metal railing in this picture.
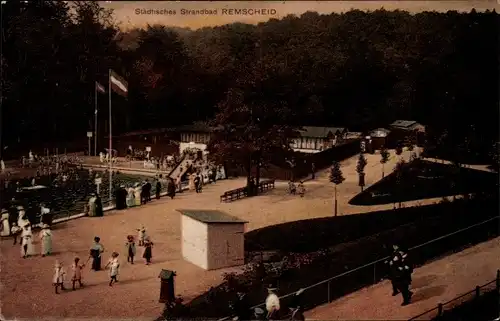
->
[219,215,499,320]
[409,270,500,320]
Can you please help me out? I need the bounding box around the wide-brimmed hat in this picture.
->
[42,224,50,229]
[17,205,24,210]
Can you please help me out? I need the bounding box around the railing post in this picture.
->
[437,303,443,316]
[327,280,331,303]
[373,263,377,283]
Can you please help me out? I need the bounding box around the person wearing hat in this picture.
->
[20,224,35,258]
[265,284,281,319]
[231,286,251,320]
[17,205,29,228]
[386,244,401,296]
[142,236,154,265]
[1,208,10,237]
[125,235,136,264]
[105,252,120,286]
[89,236,104,271]
[388,245,413,305]
[52,260,66,294]
[39,224,53,257]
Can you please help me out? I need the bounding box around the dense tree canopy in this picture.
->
[1,2,498,162]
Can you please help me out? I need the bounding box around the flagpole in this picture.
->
[94,82,98,156]
[108,69,113,203]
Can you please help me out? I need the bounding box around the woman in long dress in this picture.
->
[20,225,35,258]
[133,183,142,206]
[1,209,10,236]
[87,194,97,217]
[39,224,52,256]
[17,206,29,228]
[188,174,195,191]
[126,186,135,207]
[89,236,104,271]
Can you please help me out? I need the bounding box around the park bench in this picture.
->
[220,179,276,203]
[220,187,248,202]
[258,179,275,193]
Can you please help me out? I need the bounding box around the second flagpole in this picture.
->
[108,69,113,203]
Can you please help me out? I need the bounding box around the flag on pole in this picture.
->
[96,81,106,94]
[109,70,128,97]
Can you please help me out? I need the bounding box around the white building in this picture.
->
[176,124,214,155]
[291,126,349,153]
[179,209,247,270]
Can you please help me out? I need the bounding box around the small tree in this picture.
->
[329,161,345,217]
[393,159,407,208]
[356,153,367,191]
[405,136,415,152]
[380,147,390,178]
[395,142,403,159]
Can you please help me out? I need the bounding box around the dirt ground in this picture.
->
[0,149,446,319]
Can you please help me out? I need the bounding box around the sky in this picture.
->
[100,1,499,30]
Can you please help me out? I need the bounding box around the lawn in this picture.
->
[349,159,498,206]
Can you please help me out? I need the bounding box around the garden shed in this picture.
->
[178,209,247,270]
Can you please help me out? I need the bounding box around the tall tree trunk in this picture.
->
[334,184,338,217]
[246,157,252,188]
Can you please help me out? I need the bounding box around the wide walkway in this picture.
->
[305,236,500,320]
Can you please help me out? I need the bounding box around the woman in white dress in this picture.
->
[133,183,142,206]
[21,225,35,258]
[1,209,10,236]
[17,206,29,228]
[39,224,53,256]
[188,174,195,191]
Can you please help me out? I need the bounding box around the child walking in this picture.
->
[143,236,154,265]
[137,226,146,246]
[105,252,120,286]
[126,235,136,264]
[52,261,66,294]
[10,223,21,245]
[71,257,85,290]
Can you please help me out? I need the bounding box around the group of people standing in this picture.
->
[113,175,177,211]
[1,205,53,258]
[386,244,414,306]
